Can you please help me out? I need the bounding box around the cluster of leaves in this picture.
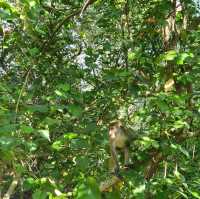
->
[0,0,200,198]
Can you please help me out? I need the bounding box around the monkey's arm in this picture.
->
[110,144,120,173]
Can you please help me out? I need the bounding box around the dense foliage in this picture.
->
[0,0,200,198]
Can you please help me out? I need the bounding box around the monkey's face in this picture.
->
[109,124,128,148]
[109,123,123,139]
[109,125,118,139]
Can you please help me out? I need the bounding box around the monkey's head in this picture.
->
[109,120,123,139]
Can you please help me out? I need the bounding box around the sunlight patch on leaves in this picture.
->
[38,129,50,141]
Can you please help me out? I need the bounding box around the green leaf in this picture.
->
[173,120,189,129]
[178,147,189,158]
[54,84,70,97]
[189,191,200,199]
[71,138,88,150]
[29,47,39,56]
[176,52,194,65]
[24,177,37,190]
[171,144,190,158]
[176,191,188,199]
[76,177,101,199]
[140,137,159,149]
[29,0,38,8]
[0,124,18,134]
[54,90,63,96]
[163,50,177,61]
[21,125,34,134]
[64,133,78,139]
[27,105,49,113]
[38,129,50,141]
[44,117,60,126]
[15,163,25,174]
[128,52,136,61]
[68,104,83,117]
[57,83,70,92]
[0,136,19,150]
[76,156,89,171]
[133,184,145,195]
[117,70,130,77]
[156,100,169,112]
[33,190,48,199]
[51,140,64,151]
[0,1,12,12]
[26,142,37,152]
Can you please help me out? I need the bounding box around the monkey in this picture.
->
[108,120,133,175]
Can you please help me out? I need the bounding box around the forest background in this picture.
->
[0,0,200,198]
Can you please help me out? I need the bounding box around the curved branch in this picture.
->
[80,0,96,17]
[41,9,81,51]
[42,0,97,51]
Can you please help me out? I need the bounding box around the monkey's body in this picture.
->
[108,121,132,174]
[114,133,128,149]
[109,126,128,149]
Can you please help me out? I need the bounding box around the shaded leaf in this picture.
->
[68,104,83,117]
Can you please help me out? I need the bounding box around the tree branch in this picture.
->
[42,0,97,51]
[2,174,20,199]
[41,9,81,51]
[80,0,96,17]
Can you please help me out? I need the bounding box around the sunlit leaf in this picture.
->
[177,52,194,65]
[128,52,136,61]
[64,133,78,139]
[54,90,63,96]
[57,83,70,92]
[173,120,189,129]
[189,191,200,199]
[163,50,177,61]
[26,142,37,152]
[133,184,145,194]
[51,140,64,151]
[38,129,50,141]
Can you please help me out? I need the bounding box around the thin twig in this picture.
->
[15,68,31,119]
